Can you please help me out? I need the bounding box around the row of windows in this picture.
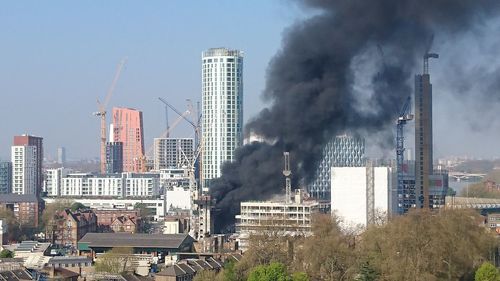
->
[203,57,241,63]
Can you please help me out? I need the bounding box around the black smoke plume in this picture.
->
[210,0,500,232]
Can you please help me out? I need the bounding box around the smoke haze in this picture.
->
[211,0,500,232]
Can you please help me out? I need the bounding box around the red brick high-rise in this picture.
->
[112,108,145,172]
[13,135,43,195]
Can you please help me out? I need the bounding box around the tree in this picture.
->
[294,214,357,281]
[0,208,20,242]
[221,260,237,281]
[291,272,309,281]
[247,262,290,281]
[359,209,497,281]
[70,202,87,212]
[475,262,500,281]
[40,199,74,233]
[0,249,14,258]
[94,247,134,274]
[356,260,379,281]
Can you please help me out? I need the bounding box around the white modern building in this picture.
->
[202,48,243,189]
[158,168,190,187]
[331,166,393,229]
[154,138,194,170]
[60,173,160,198]
[236,190,320,251]
[44,197,166,221]
[44,168,71,197]
[165,186,191,211]
[11,146,37,194]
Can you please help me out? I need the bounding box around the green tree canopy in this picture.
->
[247,262,289,281]
[0,249,14,258]
[70,202,87,212]
[94,247,134,274]
[475,262,500,281]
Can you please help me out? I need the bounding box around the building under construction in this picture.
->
[235,152,325,251]
[413,48,448,210]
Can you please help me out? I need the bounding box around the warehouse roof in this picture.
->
[78,233,193,249]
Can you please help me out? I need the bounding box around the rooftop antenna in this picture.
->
[283,152,292,204]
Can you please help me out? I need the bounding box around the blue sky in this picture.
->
[1,1,500,161]
[0,1,306,160]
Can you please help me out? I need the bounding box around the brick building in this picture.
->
[93,209,141,233]
[110,216,138,233]
[0,194,44,228]
[49,209,97,248]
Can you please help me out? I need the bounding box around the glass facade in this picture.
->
[0,161,12,194]
[308,135,365,199]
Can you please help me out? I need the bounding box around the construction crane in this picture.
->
[396,96,414,215]
[158,97,202,179]
[424,34,439,75]
[140,109,191,172]
[283,152,292,204]
[93,58,127,174]
[165,107,170,138]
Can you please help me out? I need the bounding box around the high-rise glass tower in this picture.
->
[201,48,243,189]
[105,141,123,174]
[308,135,365,199]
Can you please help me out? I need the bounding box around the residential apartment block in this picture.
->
[154,138,194,170]
[60,173,159,198]
[0,194,44,228]
[202,48,243,189]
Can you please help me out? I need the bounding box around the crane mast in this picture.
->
[396,96,413,215]
[283,152,292,204]
[94,58,127,174]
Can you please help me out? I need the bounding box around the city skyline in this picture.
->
[2,1,500,162]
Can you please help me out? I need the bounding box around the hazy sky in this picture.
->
[1,1,499,161]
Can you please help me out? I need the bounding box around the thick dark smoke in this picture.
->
[211,0,500,232]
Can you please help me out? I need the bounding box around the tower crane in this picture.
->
[424,34,439,75]
[396,96,413,215]
[93,58,127,173]
[283,152,292,204]
[140,110,191,172]
[158,97,202,180]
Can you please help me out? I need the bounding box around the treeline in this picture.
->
[196,209,498,281]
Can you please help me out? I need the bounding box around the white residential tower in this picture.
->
[201,48,243,189]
